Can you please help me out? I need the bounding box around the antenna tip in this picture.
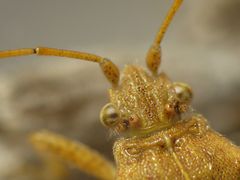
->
[146,44,161,75]
[100,58,120,87]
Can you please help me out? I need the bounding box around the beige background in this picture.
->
[0,0,239,179]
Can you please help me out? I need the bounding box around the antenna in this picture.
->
[0,47,120,87]
[146,0,183,75]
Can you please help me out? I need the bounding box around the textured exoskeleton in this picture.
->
[0,0,239,179]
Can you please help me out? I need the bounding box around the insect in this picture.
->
[0,0,240,179]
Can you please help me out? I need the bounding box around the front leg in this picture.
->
[30,130,115,180]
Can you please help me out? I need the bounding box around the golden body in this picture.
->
[0,0,239,179]
[114,115,240,179]
[111,65,240,179]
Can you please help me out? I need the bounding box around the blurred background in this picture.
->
[0,0,239,179]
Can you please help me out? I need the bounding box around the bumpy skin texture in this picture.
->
[113,115,240,179]
[109,65,240,179]
[109,65,177,135]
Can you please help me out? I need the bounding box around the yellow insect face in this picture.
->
[105,65,191,136]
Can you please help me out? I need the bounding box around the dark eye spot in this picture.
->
[173,82,193,104]
[100,103,120,128]
[122,119,130,128]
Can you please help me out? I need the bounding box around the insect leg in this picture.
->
[0,47,119,87]
[146,0,183,75]
[30,130,115,180]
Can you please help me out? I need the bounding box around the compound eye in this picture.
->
[100,103,120,128]
[173,82,193,104]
